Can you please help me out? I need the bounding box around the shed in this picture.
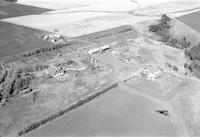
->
[100,45,110,52]
[88,48,100,55]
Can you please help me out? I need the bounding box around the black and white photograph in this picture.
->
[0,0,200,137]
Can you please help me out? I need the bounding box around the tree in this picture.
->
[149,24,161,32]
[0,69,7,84]
[184,63,188,69]
[173,66,178,71]
[161,14,171,24]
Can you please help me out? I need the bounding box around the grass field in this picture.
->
[0,21,51,58]
[0,1,51,19]
[178,10,200,33]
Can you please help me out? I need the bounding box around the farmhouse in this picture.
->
[141,66,163,80]
[53,34,61,38]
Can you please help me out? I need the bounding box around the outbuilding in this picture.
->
[100,45,111,52]
[88,48,100,55]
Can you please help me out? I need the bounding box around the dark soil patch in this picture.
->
[0,0,52,19]
[0,21,51,58]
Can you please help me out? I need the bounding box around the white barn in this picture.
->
[88,48,100,55]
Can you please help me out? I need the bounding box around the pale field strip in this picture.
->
[136,0,200,16]
[1,0,200,38]
[1,12,113,28]
[17,0,107,10]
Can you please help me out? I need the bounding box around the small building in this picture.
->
[127,39,134,42]
[51,39,56,43]
[100,45,111,52]
[88,48,100,55]
[141,66,163,80]
[53,34,61,38]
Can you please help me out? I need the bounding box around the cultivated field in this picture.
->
[136,0,200,16]
[170,19,200,45]
[0,0,51,19]
[178,10,200,33]
[0,21,51,58]
[170,78,200,137]
[2,13,157,37]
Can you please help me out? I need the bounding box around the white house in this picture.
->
[53,34,61,38]
[141,66,163,80]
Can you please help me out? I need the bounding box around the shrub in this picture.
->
[149,24,161,32]
[173,66,178,71]
[184,63,188,69]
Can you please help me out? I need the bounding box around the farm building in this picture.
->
[100,45,111,52]
[53,34,61,38]
[88,48,101,55]
[141,66,163,80]
[88,45,111,55]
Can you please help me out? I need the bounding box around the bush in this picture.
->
[173,66,178,71]
[184,63,188,69]
[161,14,171,23]
[166,62,172,68]
[149,24,161,32]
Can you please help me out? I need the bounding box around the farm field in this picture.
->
[26,86,176,137]
[0,0,51,19]
[178,10,200,33]
[170,19,200,45]
[136,0,200,16]
[0,21,51,58]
